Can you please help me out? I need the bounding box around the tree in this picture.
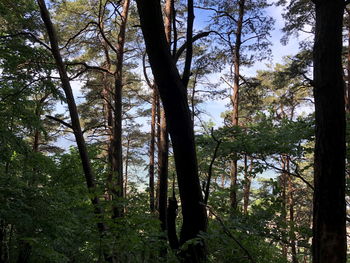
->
[312,1,347,262]
[136,0,207,260]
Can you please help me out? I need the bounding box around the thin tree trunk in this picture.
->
[158,0,173,233]
[37,0,106,233]
[312,2,346,262]
[124,137,130,199]
[155,94,161,212]
[230,0,245,211]
[149,86,157,213]
[346,9,350,113]
[136,0,207,260]
[111,0,130,219]
[243,155,252,215]
[280,156,288,260]
[158,108,168,232]
[287,157,298,263]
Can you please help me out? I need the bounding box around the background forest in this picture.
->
[0,0,347,262]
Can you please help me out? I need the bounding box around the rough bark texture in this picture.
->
[230,0,245,210]
[136,0,207,260]
[312,1,347,262]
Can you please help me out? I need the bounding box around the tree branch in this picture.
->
[46,115,73,130]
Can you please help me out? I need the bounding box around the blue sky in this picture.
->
[56,1,307,148]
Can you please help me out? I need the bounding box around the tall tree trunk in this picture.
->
[158,108,168,232]
[280,156,288,260]
[230,0,245,210]
[136,0,207,260]
[287,161,298,263]
[124,136,130,199]
[36,0,106,233]
[158,0,173,233]
[111,0,130,218]
[312,1,346,262]
[346,9,350,113]
[155,94,161,212]
[149,86,157,213]
[243,155,252,215]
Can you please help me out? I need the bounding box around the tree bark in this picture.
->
[149,86,157,213]
[230,0,245,211]
[243,155,252,215]
[136,0,207,260]
[158,108,168,232]
[111,0,130,218]
[158,0,173,234]
[312,1,346,262]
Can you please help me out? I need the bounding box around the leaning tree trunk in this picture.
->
[36,0,106,234]
[312,1,346,262]
[136,0,207,260]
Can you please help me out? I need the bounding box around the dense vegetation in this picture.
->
[0,0,348,262]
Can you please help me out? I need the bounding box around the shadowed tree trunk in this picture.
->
[312,1,346,262]
[243,155,252,215]
[149,86,157,213]
[158,0,173,234]
[136,0,207,260]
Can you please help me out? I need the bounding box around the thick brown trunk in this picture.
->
[136,0,207,259]
[230,0,245,210]
[149,86,156,213]
[312,1,346,262]
[111,0,130,218]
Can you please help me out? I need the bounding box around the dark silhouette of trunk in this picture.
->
[136,0,207,260]
[36,0,107,246]
[167,187,180,249]
[243,155,252,215]
[312,1,346,262]
[111,0,130,218]
[280,156,288,260]
[230,0,245,211]
[204,131,221,205]
[149,86,157,213]
[0,221,8,263]
[124,136,130,199]
[16,241,30,263]
[155,94,161,212]
[288,168,298,263]
[346,8,350,113]
[158,0,172,234]
[158,108,168,232]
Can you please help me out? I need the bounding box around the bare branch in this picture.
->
[46,115,73,130]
